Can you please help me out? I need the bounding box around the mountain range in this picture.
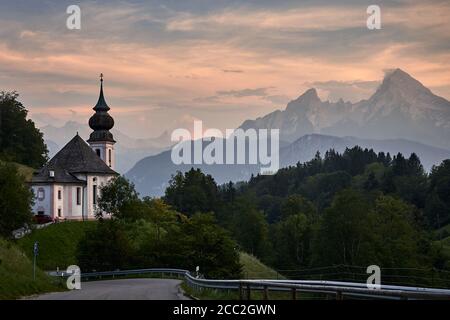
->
[126,133,450,196]
[40,121,172,173]
[125,68,450,196]
[240,69,450,149]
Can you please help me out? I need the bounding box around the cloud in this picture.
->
[222,69,244,73]
[305,80,380,102]
[1,0,450,139]
[263,95,291,105]
[216,87,273,98]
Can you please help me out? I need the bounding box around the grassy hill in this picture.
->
[17,221,281,279]
[240,252,284,279]
[17,221,96,271]
[0,160,35,181]
[0,238,62,299]
[434,224,450,268]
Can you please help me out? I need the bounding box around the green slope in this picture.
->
[240,252,285,279]
[17,221,97,271]
[0,160,35,181]
[0,238,62,299]
[17,221,283,281]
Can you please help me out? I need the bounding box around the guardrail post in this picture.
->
[336,291,343,300]
[263,285,269,300]
[239,282,243,300]
[246,283,251,300]
[292,288,297,300]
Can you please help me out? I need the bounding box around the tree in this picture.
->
[313,189,372,266]
[280,194,317,220]
[76,220,133,271]
[426,160,450,228]
[230,197,271,258]
[0,91,48,167]
[407,153,424,176]
[0,163,34,238]
[272,213,312,269]
[142,197,180,242]
[364,172,379,191]
[301,171,352,209]
[164,169,219,216]
[96,176,139,219]
[369,196,424,268]
[181,213,242,279]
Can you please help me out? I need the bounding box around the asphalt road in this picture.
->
[30,278,191,300]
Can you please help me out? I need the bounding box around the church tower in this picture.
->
[87,74,116,169]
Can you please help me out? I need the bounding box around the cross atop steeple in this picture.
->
[100,73,103,82]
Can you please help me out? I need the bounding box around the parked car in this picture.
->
[33,214,54,224]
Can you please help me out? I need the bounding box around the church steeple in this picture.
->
[87,74,116,169]
[93,73,110,112]
[88,74,115,143]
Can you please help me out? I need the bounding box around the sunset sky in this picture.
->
[1,0,450,138]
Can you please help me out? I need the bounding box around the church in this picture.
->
[31,75,119,220]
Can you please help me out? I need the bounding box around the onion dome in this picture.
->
[87,74,116,143]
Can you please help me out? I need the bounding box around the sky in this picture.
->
[1,0,450,138]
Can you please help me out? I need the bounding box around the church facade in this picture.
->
[31,76,118,220]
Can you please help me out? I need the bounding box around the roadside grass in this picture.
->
[0,238,64,300]
[181,282,322,300]
[180,253,296,300]
[240,252,285,280]
[436,224,450,239]
[17,221,97,271]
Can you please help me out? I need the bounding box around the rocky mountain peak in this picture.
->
[373,68,432,100]
[296,88,321,103]
[286,88,322,113]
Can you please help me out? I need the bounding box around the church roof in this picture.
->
[32,134,118,183]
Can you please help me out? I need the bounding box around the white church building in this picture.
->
[31,76,118,220]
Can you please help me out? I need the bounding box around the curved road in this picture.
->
[30,279,190,300]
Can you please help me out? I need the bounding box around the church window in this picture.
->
[93,185,97,205]
[96,149,101,157]
[109,149,112,167]
[76,187,81,205]
[37,188,45,201]
[58,208,62,217]
[58,189,62,200]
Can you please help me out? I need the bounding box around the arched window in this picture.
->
[109,149,112,167]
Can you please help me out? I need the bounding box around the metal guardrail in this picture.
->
[49,268,450,300]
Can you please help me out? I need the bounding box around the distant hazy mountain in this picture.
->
[40,121,172,173]
[126,134,450,197]
[240,69,450,149]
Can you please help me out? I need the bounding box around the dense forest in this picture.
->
[163,149,450,285]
